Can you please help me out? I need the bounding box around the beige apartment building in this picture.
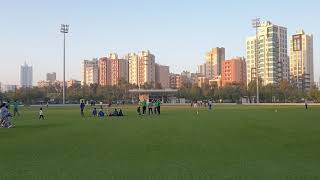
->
[169,73,182,89]
[290,30,314,90]
[205,47,225,80]
[81,59,99,85]
[127,51,155,87]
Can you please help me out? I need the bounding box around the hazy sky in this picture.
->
[0,0,319,85]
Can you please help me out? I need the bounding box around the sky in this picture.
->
[0,0,319,85]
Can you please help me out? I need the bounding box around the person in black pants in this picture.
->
[80,101,86,117]
[142,100,147,115]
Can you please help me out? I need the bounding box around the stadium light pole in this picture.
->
[252,18,260,104]
[60,24,69,105]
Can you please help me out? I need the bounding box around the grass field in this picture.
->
[1,105,320,180]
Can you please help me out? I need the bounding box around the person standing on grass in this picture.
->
[156,99,161,115]
[39,108,45,120]
[80,101,86,117]
[92,108,97,117]
[208,100,212,110]
[153,100,157,115]
[13,100,20,116]
[142,99,147,115]
[305,100,308,110]
[148,100,153,115]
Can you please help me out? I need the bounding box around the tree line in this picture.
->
[1,80,320,104]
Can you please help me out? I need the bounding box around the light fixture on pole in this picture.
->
[252,18,261,104]
[60,24,69,105]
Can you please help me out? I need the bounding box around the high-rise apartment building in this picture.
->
[81,59,99,85]
[197,64,206,76]
[221,57,247,86]
[99,53,129,86]
[155,64,170,88]
[20,62,33,88]
[205,47,225,80]
[127,51,155,87]
[246,21,288,86]
[46,72,56,82]
[169,73,182,89]
[289,30,314,90]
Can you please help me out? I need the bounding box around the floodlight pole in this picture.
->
[252,18,260,104]
[60,24,69,105]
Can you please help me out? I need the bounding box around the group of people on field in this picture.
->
[92,107,124,118]
[192,100,214,110]
[137,99,161,115]
[80,101,125,118]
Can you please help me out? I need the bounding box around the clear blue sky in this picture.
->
[0,0,319,85]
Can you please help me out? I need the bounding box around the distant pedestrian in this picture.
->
[156,99,161,115]
[13,100,20,116]
[80,101,86,117]
[208,100,212,110]
[153,100,157,115]
[39,108,45,120]
[305,101,308,110]
[92,108,97,117]
[142,100,147,115]
[148,100,153,115]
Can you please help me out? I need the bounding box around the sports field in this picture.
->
[1,105,320,180]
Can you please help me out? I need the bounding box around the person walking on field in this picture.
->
[13,100,20,116]
[39,108,45,120]
[80,101,86,117]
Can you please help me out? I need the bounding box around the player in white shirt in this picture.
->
[39,108,45,120]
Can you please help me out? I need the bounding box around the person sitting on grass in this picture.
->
[98,109,105,118]
[118,109,124,116]
[92,108,97,117]
[113,109,119,116]
[137,106,141,115]
[0,103,13,128]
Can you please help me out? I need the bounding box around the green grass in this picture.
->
[1,105,320,180]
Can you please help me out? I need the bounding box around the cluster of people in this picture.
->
[192,100,214,110]
[92,108,124,118]
[137,99,161,115]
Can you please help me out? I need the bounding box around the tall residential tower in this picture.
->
[205,47,225,80]
[81,59,99,85]
[20,62,33,88]
[289,30,314,90]
[246,21,289,85]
